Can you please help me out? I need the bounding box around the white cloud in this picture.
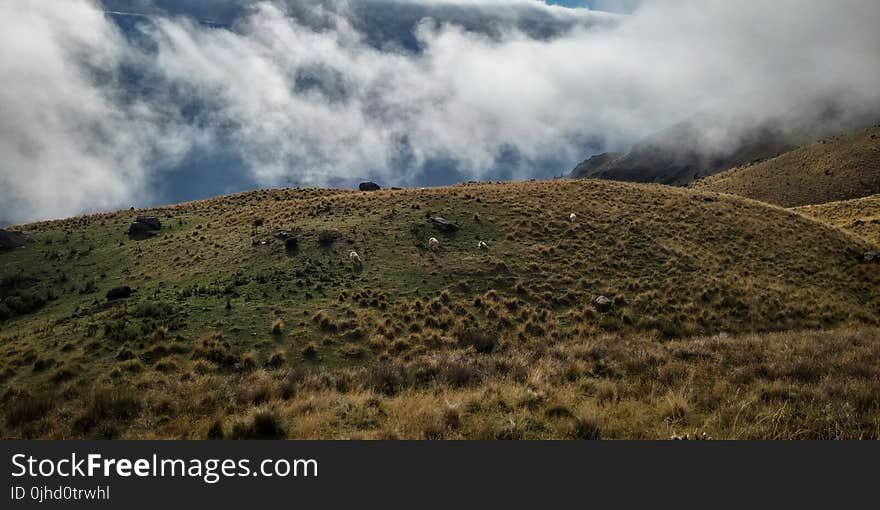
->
[0,0,200,223]
[1,0,879,223]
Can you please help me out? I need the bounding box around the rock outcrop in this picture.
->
[107,286,133,301]
[128,216,162,239]
[428,216,459,232]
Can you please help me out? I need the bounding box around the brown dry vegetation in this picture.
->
[5,327,880,439]
[795,194,880,245]
[1,179,879,439]
[693,126,880,207]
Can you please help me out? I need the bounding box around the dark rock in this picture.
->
[136,216,162,231]
[128,222,156,238]
[428,216,459,232]
[594,296,613,313]
[285,237,299,251]
[0,229,34,250]
[128,216,162,239]
[107,286,133,301]
[359,182,381,192]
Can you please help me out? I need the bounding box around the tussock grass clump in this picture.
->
[268,350,286,368]
[660,392,690,424]
[370,361,406,396]
[192,333,237,367]
[301,343,319,359]
[50,364,78,384]
[240,352,257,371]
[152,326,169,342]
[73,388,141,436]
[228,408,287,440]
[206,420,225,440]
[570,414,602,441]
[340,344,367,359]
[312,311,337,332]
[455,326,497,354]
[4,391,53,428]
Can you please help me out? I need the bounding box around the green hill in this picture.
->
[2,179,879,439]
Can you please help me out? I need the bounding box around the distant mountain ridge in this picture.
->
[571,108,880,187]
[571,120,801,186]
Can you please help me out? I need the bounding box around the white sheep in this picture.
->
[349,250,362,266]
[428,237,440,251]
[478,240,489,251]
[569,213,577,223]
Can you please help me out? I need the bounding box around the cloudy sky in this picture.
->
[2,0,879,224]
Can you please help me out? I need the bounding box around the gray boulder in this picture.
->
[428,216,459,232]
[865,251,878,263]
[359,182,381,192]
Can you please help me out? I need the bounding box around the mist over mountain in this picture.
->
[2,0,880,223]
[571,106,880,185]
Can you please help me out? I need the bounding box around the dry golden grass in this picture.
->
[795,194,880,245]
[4,327,880,439]
[694,126,880,207]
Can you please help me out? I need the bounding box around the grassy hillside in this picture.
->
[795,195,880,245]
[693,126,880,207]
[2,179,879,439]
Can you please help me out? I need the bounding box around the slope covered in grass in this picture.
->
[1,179,878,438]
[693,126,880,207]
[795,194,880,245]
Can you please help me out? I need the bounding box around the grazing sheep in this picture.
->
[349,250,362,266]
[569,213,577,223]
[478,240,489,251]
[428,237,440,251]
